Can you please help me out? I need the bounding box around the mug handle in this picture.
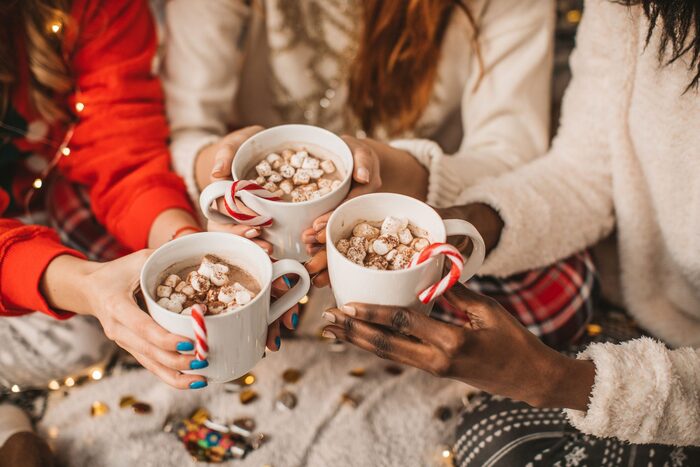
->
[443,219,486,282]
[199,180,235,224]
[268,260,311,323]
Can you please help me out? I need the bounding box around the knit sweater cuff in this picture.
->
[564,337,700,445]
[170,131,221,206]
[389,139,463,208]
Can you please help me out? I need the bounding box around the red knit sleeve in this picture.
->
[60,0,194,251]
[0,217,85,318]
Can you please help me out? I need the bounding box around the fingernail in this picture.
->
[282,275,292,288]
[190,359,209,370]
[245,228,259,238]
[275,336,281,349]
[322,311,336,323]
[177,341,194,352]
[212,159,224,174]
[314,222,327,232]
[322,330,336,339]
[341,305,356,317]
[189,380,207,390]
[291,313,299,329]
[357,167,370,183]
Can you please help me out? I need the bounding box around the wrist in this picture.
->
[41,255,99,315]
[194,143,217,191]
[148,209,202,248]
[533,352,595,411]
[438,203,504,255]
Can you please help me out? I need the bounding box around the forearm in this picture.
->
[40,255,98,315]
[148,208,202,249]
[194,145,217,192]
[537,353,596,411]
[368,139,429,200]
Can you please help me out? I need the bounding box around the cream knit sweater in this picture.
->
[459,0,700,446]
[162,0,554,205]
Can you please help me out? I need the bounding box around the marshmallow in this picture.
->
[268,171,283,183]
[318,178,332,190]
[411,237,430,252]
[210,301,227,315]
[174,281,186,293]
[321,159,336,174]
[181,306,193,316]
[293,169,311,185]
[366,253,389,270]
[218,285,236,304]
[331,180,342,190]
[225,303,240,313]
[291,189,308,203]
[255,176,266,185]
[163,274,180,288]
[390,250,413,270]
[290,151,308,168]
[308,190,323,201]
[158,298,182,313]
[309,169,324,179]
[266,153,282,165]
[371,235,400,256]
[282,149,294,161]
[352,222,380,238]
[301,156,320,170]
[213,263,229,274]
[346,246,366,265]
[235,290,253,306]
[300,182,318,193]
[317,187,331,197]
[408,224,429,238]
[263,181,278,193]
[336,238,350,255]
[398,228,413,245]
[350,236,367,252]
[170,292,187,304]
[181,285,196,297]
[279,164,296,178]
[156,285,172,298]
[273,189,284,198]
[255,160,272,177]
[279,180,294,194]
[198,262,216,279]
[206,288,219,303]
[381,216,408,236]
[211,270,229,286]
[385,249,397,262]
[188,271,211,292]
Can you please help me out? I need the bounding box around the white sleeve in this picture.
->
[162,0,251,202]
[455,0,619,277]
[565,338,700,445]
[391,0,554,208]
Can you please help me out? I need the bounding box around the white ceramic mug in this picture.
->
[199,124,353,261]
[326,193,485,315]
[140,232,311,383]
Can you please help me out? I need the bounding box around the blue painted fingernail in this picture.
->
[282,275,292,288]
[275,336,281,349]
[190,359,209,370]
[189,380,207,390]
[292,313,299,329]
[177,341,194,352]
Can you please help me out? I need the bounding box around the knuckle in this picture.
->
[389,308,411,332]
[443,331,467,355]
[369,333,392,360]
[430,356,452,377]
[343,316,356,335]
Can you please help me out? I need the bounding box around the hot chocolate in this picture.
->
[244,148,343,203]
[336,216,431,270]
[156,255,260,315]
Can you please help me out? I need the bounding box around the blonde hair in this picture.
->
[0,0,74,124]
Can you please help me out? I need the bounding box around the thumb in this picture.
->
[211,145,235,180]
[443,284,498,330]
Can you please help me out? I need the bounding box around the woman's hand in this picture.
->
[321,284,596,410]
[42,252,207,390]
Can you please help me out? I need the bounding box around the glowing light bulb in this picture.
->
[61,147,71,156]
[566,9,582,24]
[48,380,60,390]
[50,22,61,33]
[65,377,75,387]
[75,102,85,112]
[91,369,103,380]
[33,178,43,189]
[11,384,20,393]
[442,450,451,458]
[299,295,309,305]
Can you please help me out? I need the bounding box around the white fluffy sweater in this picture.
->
[459,0,700,446]
[162,0,554,205]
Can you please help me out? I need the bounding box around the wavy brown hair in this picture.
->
[0,0,74,124]
[348,0,482,137]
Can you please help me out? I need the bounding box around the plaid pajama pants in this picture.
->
[48,179,596,350]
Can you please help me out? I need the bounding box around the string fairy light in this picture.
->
[48,380,61,390]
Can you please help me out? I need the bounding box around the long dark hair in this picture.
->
[619,0,700,91]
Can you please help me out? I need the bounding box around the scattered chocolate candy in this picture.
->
[349,367,366,378]
[233,372,256,386]
[239,389,258,405]
[434,406,453,421]
[587,323,602,336]
[385,364,404,375]
[132,402,152,414]
[250,433,268,450]
[275,390,298,411]
[282,368,302,384]
[91,401,109,417]
[340,393,361,408]
[119,395,136,408]
[230,417,255,437]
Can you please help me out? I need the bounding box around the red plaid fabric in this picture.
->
[432,251,597,349]
[46,177,130,261]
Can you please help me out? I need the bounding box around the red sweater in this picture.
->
[0,0,193,318]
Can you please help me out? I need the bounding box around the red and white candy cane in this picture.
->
[223,180,281,227]
[410,243,465,304]
[190,304,209,361]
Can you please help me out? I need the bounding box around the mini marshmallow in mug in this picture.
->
[326,193,485,316]
[199,125,353,261]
